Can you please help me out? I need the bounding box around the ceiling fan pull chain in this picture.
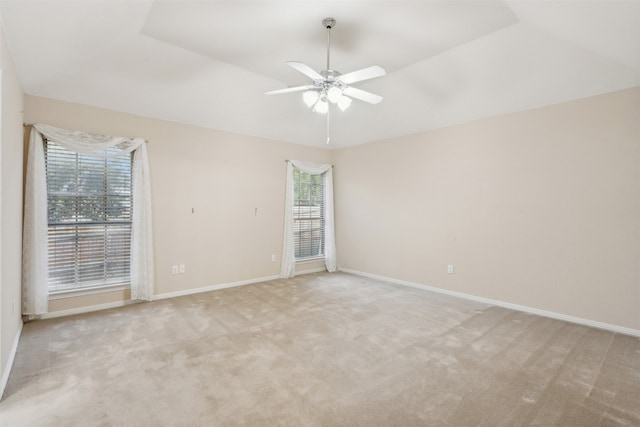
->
[326,107,331,144]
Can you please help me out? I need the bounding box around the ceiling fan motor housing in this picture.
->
[314,70,346,99]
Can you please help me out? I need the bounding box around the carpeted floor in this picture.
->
[1,272,639,426]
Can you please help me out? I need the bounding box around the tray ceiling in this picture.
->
[1,1,639,149]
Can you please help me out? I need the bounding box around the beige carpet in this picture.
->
[1,272,639,426]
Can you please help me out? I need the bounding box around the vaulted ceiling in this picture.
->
[1,1,639,149]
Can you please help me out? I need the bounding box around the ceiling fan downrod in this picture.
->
[323,17,335,71]
[322,18,336,145]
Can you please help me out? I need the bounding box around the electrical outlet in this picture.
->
[172,265,179,275]
[447,265,454,274]
[271,254,276,262]
[179,264,185,274]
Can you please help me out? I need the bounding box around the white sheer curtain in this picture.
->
[280,160,337,279]
[22,124,154,315]
[22,130,48,315]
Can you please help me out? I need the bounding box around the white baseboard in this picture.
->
[152,274,281,301]
[39,300,136,320]
[1,322,23,400]
[341,269,640,338]
[153,269,329,301]
[39,271,323,319]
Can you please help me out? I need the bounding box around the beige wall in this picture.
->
[334,87,640,330]
[24,95,331,312]
[1,26,24,390]
[18,86,640,332]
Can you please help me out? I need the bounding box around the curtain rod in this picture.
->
[23,123,148,142]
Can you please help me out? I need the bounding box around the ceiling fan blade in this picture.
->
[265,85,315,95]
[343,86,383,104]
[287,61,324,80]
[339,65,386,85]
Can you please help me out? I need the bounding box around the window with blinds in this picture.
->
[45,139,133,293]
[293,167,325,259]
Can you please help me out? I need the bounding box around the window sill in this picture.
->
[295,256,325,264]
[49,283,131,300]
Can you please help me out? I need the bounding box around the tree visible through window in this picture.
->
[293,167,325,259]
[45,139,133,292]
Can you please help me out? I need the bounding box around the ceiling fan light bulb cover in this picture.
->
[313,99,329,114]
[302,90,319,107]
[327,86,342,103]
[337,95,352,111]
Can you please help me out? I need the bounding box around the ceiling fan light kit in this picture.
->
[313,99,329,114]
[265,17,386,143]
[337,95,352,112]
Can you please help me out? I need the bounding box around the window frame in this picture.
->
[292,167,326,261]
[44,138,134,296]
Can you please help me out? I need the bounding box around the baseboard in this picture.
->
[341,269,640,338]
[39,300,136,320]
[152,274,281,301]
[0,322,23,400]
[38,272,314,318]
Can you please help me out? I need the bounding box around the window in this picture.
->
[45,139,133,293]
[293,167,325,259]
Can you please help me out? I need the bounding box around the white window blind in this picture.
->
[293,167,325,259]
[45,139,133,292]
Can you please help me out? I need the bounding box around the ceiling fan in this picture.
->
[265,17,386,143]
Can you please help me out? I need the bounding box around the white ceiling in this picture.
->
[1,1,639,149]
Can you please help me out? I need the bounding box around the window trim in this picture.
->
[48,283,131,300]
[295,256,325,263]
[292,167,326,260]
[44,138,133,293]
